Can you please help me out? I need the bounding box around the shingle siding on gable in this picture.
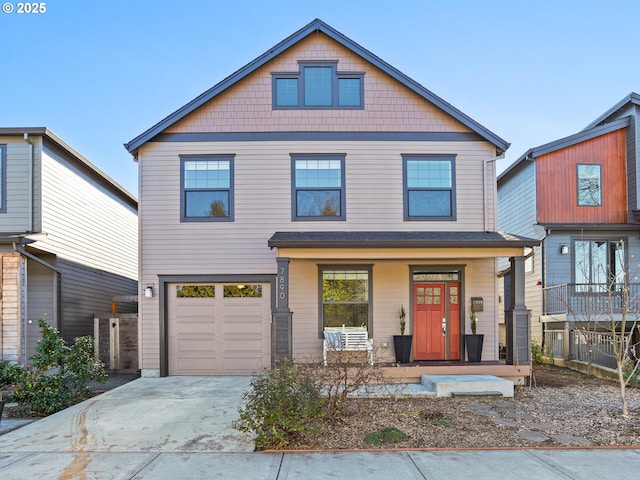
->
[164,34,471,135]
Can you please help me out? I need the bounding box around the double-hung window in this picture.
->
[273,62,364,109]
[574,239,625,292]
[180,155,233,222]
[320,266,372,333]
[0,144,6,213]
[577,164,602,206]
[292,155,345,220]
[403,155,456,220]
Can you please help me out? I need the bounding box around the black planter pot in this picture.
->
[0,400,5,425]
[393,335,413,363]
[465,334,484,363]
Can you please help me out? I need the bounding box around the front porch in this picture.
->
[378,361,530,386]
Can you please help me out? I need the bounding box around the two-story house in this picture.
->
[498,92,640,368]
[0,128,138,364]
[126,19,536,379]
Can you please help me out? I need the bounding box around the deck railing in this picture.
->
[542,328,633,370]
[543,283,640,316]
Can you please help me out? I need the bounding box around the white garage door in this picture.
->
[167,283,271,375]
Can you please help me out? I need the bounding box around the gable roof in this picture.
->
[498,115,631,184]
[0,127,137,209]
[125,18,509,155]
[583,92,640,130]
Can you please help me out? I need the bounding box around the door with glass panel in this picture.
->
[413,282,460,361]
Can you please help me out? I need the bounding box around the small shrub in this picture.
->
[299,352,388,420]
[431,417,452,426]
[10,318,108,416]
[531,340,543,365]
[1,360,22,387]
[421,408,451,426]
[364,426,407,445]
[233,358,325,450]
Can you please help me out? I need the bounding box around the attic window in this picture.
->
[273,62,364,109]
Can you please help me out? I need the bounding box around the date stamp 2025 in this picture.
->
[2,2,47,14]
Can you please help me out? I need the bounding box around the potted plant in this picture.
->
[393,305,412,363]
[464,304,484,362]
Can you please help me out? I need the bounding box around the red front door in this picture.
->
[413,282,461,361]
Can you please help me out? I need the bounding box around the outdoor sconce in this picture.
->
[560,244,569,255]
[144,286,154,298]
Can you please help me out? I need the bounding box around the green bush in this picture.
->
[364,426,408,445]
[531,340,544,365]
[1,360,22,388]
[10,318,108,416]
[233,358,325,449]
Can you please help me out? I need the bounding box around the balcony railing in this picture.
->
[543,328,626,370]
[543,283,640,316]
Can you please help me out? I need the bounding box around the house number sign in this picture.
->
[276,257,289,310]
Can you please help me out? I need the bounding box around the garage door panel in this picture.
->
[221,357,267,374]
[222,320,264,335]
[168,283,271,375]
[175,337,216,351]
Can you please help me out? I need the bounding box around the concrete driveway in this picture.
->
[2,377,640,479]
[0,376,255,453]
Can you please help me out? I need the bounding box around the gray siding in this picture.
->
[498,161,538,239]
[497,160,544,339]
[26,259,56,358]
[36,148,138,342]
[0,135,42,232]
[545,230,640,287]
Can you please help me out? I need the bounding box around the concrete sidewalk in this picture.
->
[0,448,639,479]
[0,377,638,479]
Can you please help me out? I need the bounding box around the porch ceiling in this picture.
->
[268,231,538,259]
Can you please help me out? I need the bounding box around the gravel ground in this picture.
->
[290,365,640,450]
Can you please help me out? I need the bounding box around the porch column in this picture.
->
[506,255,531,365]
[273,257,292,360]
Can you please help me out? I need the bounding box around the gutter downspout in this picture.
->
[484,153,505,232]
[23,133,34,232]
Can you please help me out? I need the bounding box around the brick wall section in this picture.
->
[1,252,22,361]
[165,33,470,134]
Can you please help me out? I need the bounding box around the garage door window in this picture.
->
[176,285,215,297]
[223,285,263,297]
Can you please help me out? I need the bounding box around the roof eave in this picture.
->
[583,92,640,130]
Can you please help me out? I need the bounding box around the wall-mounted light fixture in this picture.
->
[560,244,569,255]
[145,285,154,298]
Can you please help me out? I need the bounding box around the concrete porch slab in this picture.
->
[420,374,514,398]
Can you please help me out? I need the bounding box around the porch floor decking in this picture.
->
[380,361,529,386]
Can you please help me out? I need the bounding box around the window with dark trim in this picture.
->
[292,155,345,220]
[273,62,364,109]
[0,144,6,213]
[403,155,456,220]
[180,155,234,222]
[573,238,625,292]
[319,266,372,334]
[577,164,602,206]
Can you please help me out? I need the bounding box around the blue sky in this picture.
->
[1,0,638,196]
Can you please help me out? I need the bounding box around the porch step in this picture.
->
[421,374,514,398]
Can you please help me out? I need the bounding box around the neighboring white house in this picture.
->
[126,19,536,378]
[0,127,138,363]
